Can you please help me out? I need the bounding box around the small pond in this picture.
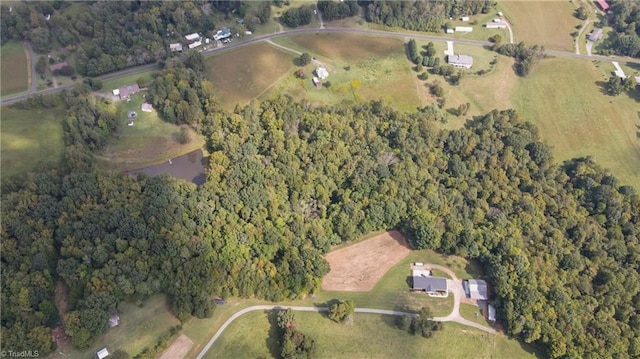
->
[125,149,206,185]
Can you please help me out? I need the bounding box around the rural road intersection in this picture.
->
[196,263,495,359]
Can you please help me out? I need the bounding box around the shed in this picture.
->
[486,21,507,29]
[169,43,183,52]
[454,26,473,33]
[141,103,153,112]
[461,16,469,22]
[312,77,321,88]
[213,27,231,40]
[112,89,120,96]
[185,33,200,41]
[446,28,455,34]
[588,28,603,42]
[109,313,120,327]
[96,348,109,359]
[488,304,496,322]
[463,279,488,300]
[188,40,202,49]
[596,0,609,11]
[448,54,474,68]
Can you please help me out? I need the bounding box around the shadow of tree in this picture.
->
[265,310,281,359]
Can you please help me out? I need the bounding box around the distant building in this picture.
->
[49,62,69,72]
[448,54,474,68]
[446,28,455,34]
[188,40,202,49]
[96,348,109,359]
[588,28,603,42]
[185,33,200,41]
[245,31,253,35]
[236,18,244,24]
[112,89,120,97]
[118,83,140,100]
[596,0,609,11]
[486,21,507,29]
[454,26,473,33]
[213,27,231,41]
[169,43,183,52]
[109,314,120,327]
[488,304,496,322]
[141,103,153,112]
[463,279,488,300]
[316,67,329,80]
[461,16,469,22]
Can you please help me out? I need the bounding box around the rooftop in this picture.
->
[413,275,448,292]
[448,54,474,66]
[464,279,488,300]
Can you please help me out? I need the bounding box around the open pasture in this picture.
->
[1,41,29,96]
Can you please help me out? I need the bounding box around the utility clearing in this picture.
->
[159,334,193,359]
[322,231,411,291]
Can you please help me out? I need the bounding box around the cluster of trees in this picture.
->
[327,300,355,323]
[406,39,420,64]
[62,93,119,152]
[3,85,640,358]
[364,0,493,32]
[606,75,637,96]
[281,5,313,28]
[317,0,359,21]
[602,0,640,58]
[296,52,312,67]
[0,1,225,76]
[496,42,545,76]
[397,307,443,338]
[276,309,316,359]
[147,53,214,125]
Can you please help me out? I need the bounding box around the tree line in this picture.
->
[600,0,640,58]
[2,86,640,358]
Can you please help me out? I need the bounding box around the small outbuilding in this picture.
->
[463,279,488,300]
[188,40,202,49]
[454,26,473,33]
[169,43,183,52]
[596,0,609,11]
[112,89,120,97]
[141,103,153,112]
[461,16,470,22]
[49,62,69,72]
[446,28,455,34]
[588,28,603,42]
[96,348,109,359]
[185,33,200,41]
[316,67,329,80]
[488,304,496,322]
[109,314,120,327]
[448,54,474,69]
[312,77,321,88]
[486,21,507,29]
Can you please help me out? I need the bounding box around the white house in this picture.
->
[169,43,183,52]
[185,33,200,41]
[448,54,474,69]
[455,26,473,33]
[188,41,202,49]
[446,28,455,34]
[96,348,109,359]
[316,67,329,80]
[486,21,507,29]
[112,89,120,97]
[461,16,470,22]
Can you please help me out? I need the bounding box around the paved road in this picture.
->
[4,26,640,106]
[25,41,38,93]
[503,17,514,44]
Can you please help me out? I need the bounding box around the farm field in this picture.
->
[1,41,29,96]
[205,311,541,359]
[0,106,65,180]
[498,0,578,52]
[51,295,181,359]
[510,57,640,188]
[204,42,296,111]
[94,93,204,172]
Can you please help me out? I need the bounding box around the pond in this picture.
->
[125,149,206,185]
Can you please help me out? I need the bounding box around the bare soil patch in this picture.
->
[159,334,193,359]
[322,230,411,291]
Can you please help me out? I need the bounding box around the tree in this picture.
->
[410,307,443,338]
[328,300,355,323]
[177,127,191,144]
[36,56,47,75]
[298,52,312,66]
[429,81,444,97]
[606,76,624,95]
[295,68,306,79]
[277,309,296,329]
[575,7,588,21]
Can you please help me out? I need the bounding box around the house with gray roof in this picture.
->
[448,54,474,69]
[463,279,488,300]
[412,274,448,296]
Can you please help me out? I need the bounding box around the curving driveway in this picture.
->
[196,263,495,359]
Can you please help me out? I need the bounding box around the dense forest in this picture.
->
[2,86,639,357]
[602,0,640,58]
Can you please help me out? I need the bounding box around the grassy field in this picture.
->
[498,0,579,51]
[206,311,541,359]
[510,56,640,188]
[94,93,204,172]
[460,302,494,327]
[101,70,156,92]
[204,42,296,111]
[1,107,65,180]
[52,295,181,359]
[1,41,29,96]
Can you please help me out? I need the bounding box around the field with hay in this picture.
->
[1,41,29,96]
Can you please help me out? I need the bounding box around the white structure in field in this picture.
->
[97,348,109,359]
[455,26,473,32]
[188,41,202,49]
[461,16,469,22]
[316,67,329,80]
[185,33,200,41]
[612,61,626,78]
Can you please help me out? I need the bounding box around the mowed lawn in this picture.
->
[498,0,579,51]
[1,107,65,179]
[1,41,29,96]
[95,93,204,172]
[510,57,640,188]
[206,311,541,359]
[51,295,181,359]
[204,42,296,111]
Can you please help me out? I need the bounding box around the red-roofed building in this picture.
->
[49,62,68,72]
[596,0,609,11]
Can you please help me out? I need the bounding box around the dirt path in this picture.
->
[24,41,37,93]
[575,19,593,55]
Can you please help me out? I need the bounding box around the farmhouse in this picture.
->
[96,348,109,359]
[316,67,329,80]
[49,62,69,72]
[486,21,507,29]
[455,26,473,33]
[213,27,231,41]
[448,54,474,68]
[185,33,200,41]
[463,279,488,300]
[118,83,140,100]
[588,28,603,42]
[412,270,448,297]
[596,0,609,11]
[169,43,183,52]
